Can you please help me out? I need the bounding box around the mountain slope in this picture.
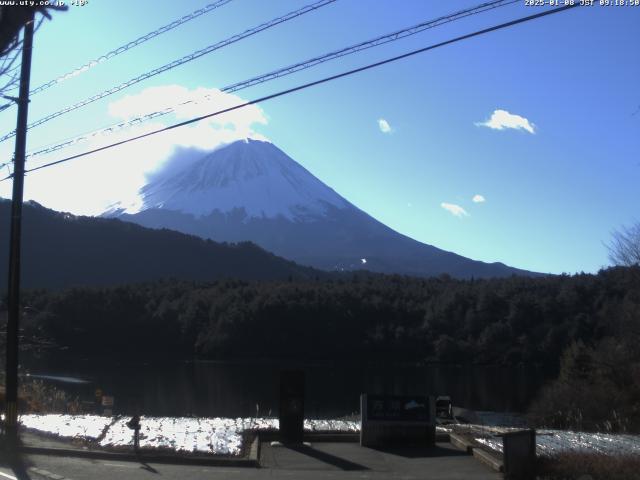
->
[0,199,319,290]
[106,139,540,279]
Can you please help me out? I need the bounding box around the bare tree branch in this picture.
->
[0,5,65,55]
[0,8,62,99]
[608,222,640,266]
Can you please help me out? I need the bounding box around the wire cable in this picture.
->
[224,0,519,93]
[0,3,579,182]
[16,0,235,97]
[22,0,517,161]
[0,0,337,144]
[0,158,12,171]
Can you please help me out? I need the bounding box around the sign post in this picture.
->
[279,370,305,444]
[360,394,436,447]
[101,395,114,416]
[503,429,536,480]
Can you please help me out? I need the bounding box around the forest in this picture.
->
[7,265,636,365]
[3,265,639,431]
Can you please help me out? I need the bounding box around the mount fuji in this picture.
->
[104,139,536,278]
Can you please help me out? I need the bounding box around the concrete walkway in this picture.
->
[1,435,502,479]
[260,441,501,479]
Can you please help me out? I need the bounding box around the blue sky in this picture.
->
[0,0,638,274]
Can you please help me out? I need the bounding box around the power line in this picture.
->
[0,0,337,144]
[12,0,235,98]
[22,0,518,161]
[225,0,519,93]
[0,3,579,183]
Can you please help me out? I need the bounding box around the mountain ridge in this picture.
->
[0,199,321,290]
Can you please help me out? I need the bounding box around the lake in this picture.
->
[21,356,547,418]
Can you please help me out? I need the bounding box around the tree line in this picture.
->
[9,266,637,371]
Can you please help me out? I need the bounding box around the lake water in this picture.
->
[21,356,547,418]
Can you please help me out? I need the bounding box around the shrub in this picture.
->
[537,452,640,480]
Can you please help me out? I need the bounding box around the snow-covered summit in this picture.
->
[136,139,348,220]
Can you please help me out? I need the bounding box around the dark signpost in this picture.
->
[503,429,536,480]
[279,370,305,444]
[365,395,431,422]
[361,394,436,447]
[126,415,142,453]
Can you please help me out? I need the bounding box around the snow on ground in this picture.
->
[24,413,638,458]
[100,417,246,455]
[19,415,360,456]
[476,430,640,457]
[19,414,112,440]
[304,419,359,432]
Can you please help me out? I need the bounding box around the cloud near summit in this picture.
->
[25,85,270,217]
[105,86,269,206]
[108,85,268,148]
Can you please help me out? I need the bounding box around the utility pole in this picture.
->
[5,9,35,449]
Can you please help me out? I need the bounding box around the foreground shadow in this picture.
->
[138,460,160,474]
[286,444,369,471]
[0,452,33,480]
[370,444,468,459]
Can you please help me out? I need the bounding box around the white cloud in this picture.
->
[441,202,469,218]
[378,118,392,133]
[475,109,535,134]
[472,194,486,203]
[15,85,269,216]
[108,85,267,145]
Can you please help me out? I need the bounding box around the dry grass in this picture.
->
[10,379,82,413]
[537,452,640,480]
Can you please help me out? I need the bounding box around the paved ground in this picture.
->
[0,442,502,480]
[261,441,501,479]
[19,432,89,452]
